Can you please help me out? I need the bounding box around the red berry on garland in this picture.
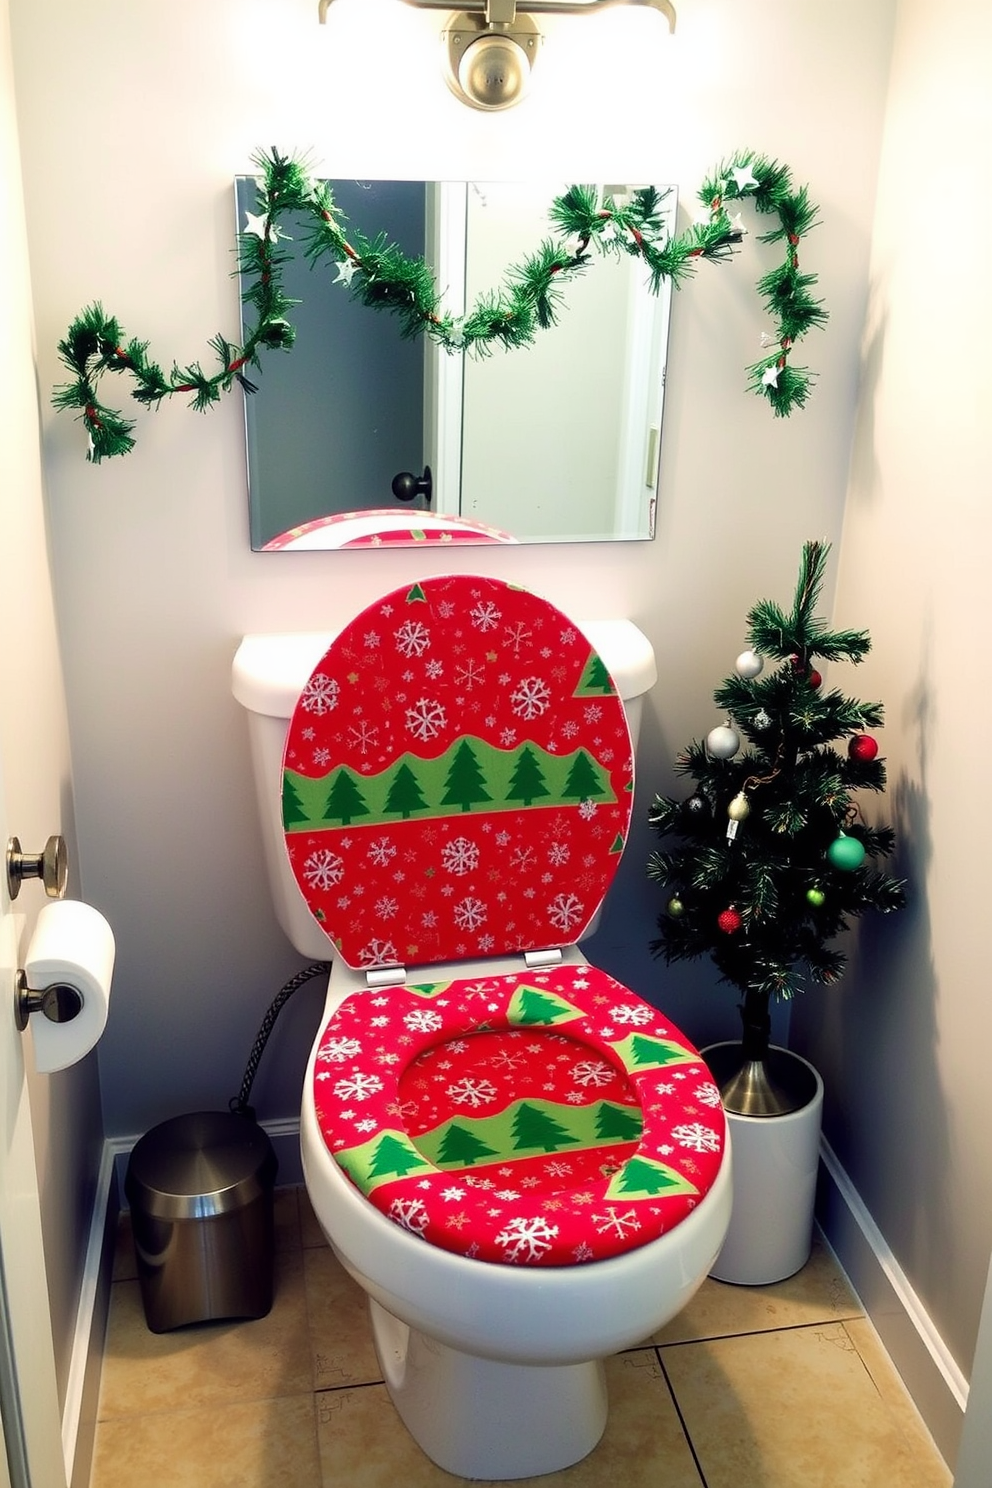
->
[717,907,743,934]
[848,734,879,761]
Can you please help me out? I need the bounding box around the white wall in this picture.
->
[790,0,992,1456]
[0,0,103,1418]
[10,0,893,1139]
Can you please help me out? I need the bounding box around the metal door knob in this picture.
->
[6,835,68,901]
[390,465,433,505]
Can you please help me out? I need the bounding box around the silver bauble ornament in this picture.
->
[753,709,772,731]
[735,649,765,680]
[706,723,741,760]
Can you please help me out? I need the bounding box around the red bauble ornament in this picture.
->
[717,907,743,935]
[808,669,822,689]
[848,734,879,762]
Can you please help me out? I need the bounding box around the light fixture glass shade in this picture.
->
[442,11,540,109]
[318,0,674,110]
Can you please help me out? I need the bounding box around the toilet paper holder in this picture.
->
[14,971,82,1033]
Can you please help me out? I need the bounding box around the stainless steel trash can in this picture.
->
[125,1110,278,1333]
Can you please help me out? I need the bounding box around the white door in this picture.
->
[0,4,73,1483]
[0,767,67,1488]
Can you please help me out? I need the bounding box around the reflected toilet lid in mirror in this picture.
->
[282,575,634,970]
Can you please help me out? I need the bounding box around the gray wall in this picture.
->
[792,0,992,1406]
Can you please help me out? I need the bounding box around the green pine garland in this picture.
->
[53,147,828,463]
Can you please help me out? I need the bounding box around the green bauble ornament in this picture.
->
[826,833,866,871]
[667,896,686,918]
[806,886,826,907]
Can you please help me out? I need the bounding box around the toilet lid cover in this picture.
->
[282,575,635,970]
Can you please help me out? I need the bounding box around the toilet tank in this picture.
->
[232,620,657,962]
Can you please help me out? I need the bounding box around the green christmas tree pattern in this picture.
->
[594,1102,644,1142]
[323,770,371,826]
[283,776,308,829]
[605,1155,699,1202]
[383,761,429,819]
[436,1122,499,1167]
[507,985,583,1026]
[367,1132,434,1183]
[441,740,493,813]
[576,652,616,696]
[510,1101,579,1154]
[562,750,607,802]
[505,745,551,808]
[609,1032,699,1073]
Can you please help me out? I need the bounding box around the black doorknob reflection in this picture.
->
[391,465,433,506]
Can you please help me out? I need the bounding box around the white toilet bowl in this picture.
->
[301,954,732,1480]
[233,575,732,1479]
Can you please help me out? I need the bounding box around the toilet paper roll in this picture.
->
[23,900,115,1074]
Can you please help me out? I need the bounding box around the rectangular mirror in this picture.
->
[234,177,677,550]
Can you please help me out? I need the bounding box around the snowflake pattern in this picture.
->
[367,838,397,867]
[672,1122,722,1153]
[592,1206,642,1238]
[299,672,339,716]
[333,1072,384,1102]
[405,697,447,741]
[446,1077,498,1107]
[389,1197,430,1235]
[319,1035,363,1064]
[454,897,487,932]
[441,837,480,876]
[404,1009,444,1033]
[510,676,552,720]
[495,1215,559,1263]
[548,893,584,933]
[303,850,345,891]
[609,1003,654,1027]
[571,1060,616,1088]
[469,600,501,631]
[395,620,431,657]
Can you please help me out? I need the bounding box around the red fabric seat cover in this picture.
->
[313,963,726,1266]
[282,575,634,970]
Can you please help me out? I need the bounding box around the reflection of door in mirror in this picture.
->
[236,177,676,551]
[235,178,428,549]
[454,181,671,543]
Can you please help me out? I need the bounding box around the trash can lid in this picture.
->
[125,1111,277,1221]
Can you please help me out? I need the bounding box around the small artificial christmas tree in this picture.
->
[647,541,906,1112]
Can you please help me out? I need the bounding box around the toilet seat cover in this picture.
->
[314,962,726,1266]
[282,575,634,970]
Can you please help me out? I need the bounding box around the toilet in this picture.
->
[232,573,732,1480]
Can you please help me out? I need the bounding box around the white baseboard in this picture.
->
[817,1135,966,1469]
[62,1139,117,1488]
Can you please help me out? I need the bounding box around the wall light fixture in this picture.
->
[317,0,675,111]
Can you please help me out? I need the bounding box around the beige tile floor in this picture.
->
[93,1187,952,1488]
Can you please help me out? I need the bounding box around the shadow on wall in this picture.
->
[792,649,959,1357]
